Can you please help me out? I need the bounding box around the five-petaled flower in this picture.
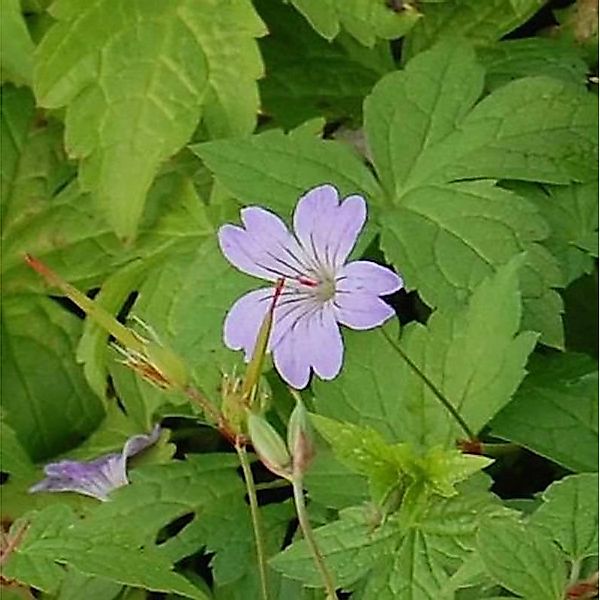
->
[29,426,161,501]
[218,184,403,389]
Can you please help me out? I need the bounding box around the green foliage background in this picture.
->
[1,0,598,599]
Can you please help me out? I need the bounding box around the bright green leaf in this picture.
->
[34,0,265,239]
[1,0,35,85]
[530,473,599,562]
[490,352,598,473]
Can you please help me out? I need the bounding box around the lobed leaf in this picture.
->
[34,0,265,239]
[315,259,536,448]
[490,352,598,473]
[404,0,547,58]
[257,0,393,129]
[289,0,421,46]
[193,128,380,219]
[0,0,35,85]
[530,473,599,562]
[477,516,568,600]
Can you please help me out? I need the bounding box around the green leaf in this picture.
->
[0,417,36,478]
[512,182,598,285]
[477,38,589,90]
[270,506,398,588]
[404,1,547,58]
[490,352,598,473]
[315,259,536,448]
[76,260,149,401]
[365,38,595,346]
[411,76,597,188]
[6,456,244,598]
[1,295,105,460]
[1,0,35,85]
[364,41,485,196]
[477,516,568,600]
[34,0,265,239]
[380,182,564,347]
[304,449,369,510]
[0,85,124,295]
[3,507,73,594]
[192,128,380,218]
[289,0,421,46]
[366,40,597,194]
[257,0,393,129]
[359,529,451,600]
[127,237,251,399]
[312,415,492,507]
[530,474,599,562]
[52,570,122,600]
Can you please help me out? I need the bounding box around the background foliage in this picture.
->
[1,0,598,599]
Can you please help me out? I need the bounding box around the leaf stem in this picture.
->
[380,327,476,441]
[291,477,337,599]
[569,559,582,586]
[235,441,270,600]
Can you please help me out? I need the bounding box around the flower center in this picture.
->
[296,274,336,302]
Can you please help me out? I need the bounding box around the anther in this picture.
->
[297,276,318,287]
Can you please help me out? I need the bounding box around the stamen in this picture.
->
[297,276,319,287]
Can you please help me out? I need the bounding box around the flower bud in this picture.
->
[247,412,292,480]
[287,398,315,477]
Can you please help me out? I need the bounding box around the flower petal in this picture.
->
[334,292,396,330]
[224,287,275,360]
[29,427,162,502]
[272,332,311,389]
[122,424,162,460]
[218,207,312,282]
[272,304,343,388]
[337,260,403,296]
[293,185,367,270]
[29,454,125,501]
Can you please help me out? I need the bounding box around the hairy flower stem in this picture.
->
[236,441,270,600]
[292,477,337,600]
[380,327,476,441]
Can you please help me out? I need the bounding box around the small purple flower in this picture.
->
[218,184,403,389]
[29,426,161,501]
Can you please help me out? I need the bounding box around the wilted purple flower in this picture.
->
[218,184,403,389]
[29,426,161,501]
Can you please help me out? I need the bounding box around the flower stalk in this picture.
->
[235,440,270,600]
[292,477,337,600]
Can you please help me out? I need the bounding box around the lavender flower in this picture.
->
[218,184,403,389]
[29,426,161,501]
